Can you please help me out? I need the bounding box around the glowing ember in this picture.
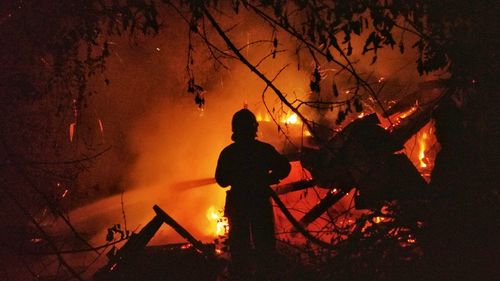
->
[30,238,43,243]
[61,189,69,198]
[407,237,416,244]
[206,206,228,237]
[98,118,104,134]
[393,105,418,126]
[69,123,76,142]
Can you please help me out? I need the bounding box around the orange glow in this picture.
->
[69,123,75,142]
[404,121,439,181]
[98,118,104,134]
[206,206,229,237]
[283,113,298,124]
[256,113,263,121]
[393,105,418,126]
[418,132,428,168]
[256,112,271,122]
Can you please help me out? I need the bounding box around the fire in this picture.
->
[206,206,229,237]
[256,112,271,122]
[404,121,439,181]
[393,105,418,126]
[255,111,299,125]
[418,132,428,168]
[284,113,298,124]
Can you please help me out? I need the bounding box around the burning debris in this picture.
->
[94,205,222,281]
[90,96,442,280]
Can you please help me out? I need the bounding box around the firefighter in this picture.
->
[215,108,291,281]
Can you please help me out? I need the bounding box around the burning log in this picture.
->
[296,106,435,228]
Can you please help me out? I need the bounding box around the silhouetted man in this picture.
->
[215,108,291,281]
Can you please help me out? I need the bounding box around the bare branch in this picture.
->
[203,7,316,138]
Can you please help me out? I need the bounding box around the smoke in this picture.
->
[62,8,303,245]
[67,7,425,246]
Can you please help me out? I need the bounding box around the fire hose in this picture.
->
[268,186,337,251]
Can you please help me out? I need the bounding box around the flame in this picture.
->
[256,112,271,122]
[404,121,439,181]
[69,123,76,142]
[396,105,417,123]
[280,113,299,125]
[285,113,298,124]
[418,132,428,168]
[206,206,229,237]
[256,113,263,122]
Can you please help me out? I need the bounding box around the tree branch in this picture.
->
[202,7,316,138]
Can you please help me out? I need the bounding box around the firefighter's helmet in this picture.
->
[231,108,258,138]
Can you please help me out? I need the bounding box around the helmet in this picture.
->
[231,109,258,139]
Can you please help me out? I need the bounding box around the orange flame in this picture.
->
[404,121,439,181]
[69,123,76,142]
[418,132,428,168]
[206,206,229,237]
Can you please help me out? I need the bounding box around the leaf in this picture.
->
[354,98,363,112]
[352,21,362,35]
[326,49,333,61]
[332,80,339,97]
[313,67,321,82]
[106,228,114,242]
[347,41,352,56]
[232,0,240,13]
[362,32,376,54]
[310,80,320,93]
[336,110,345,125]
